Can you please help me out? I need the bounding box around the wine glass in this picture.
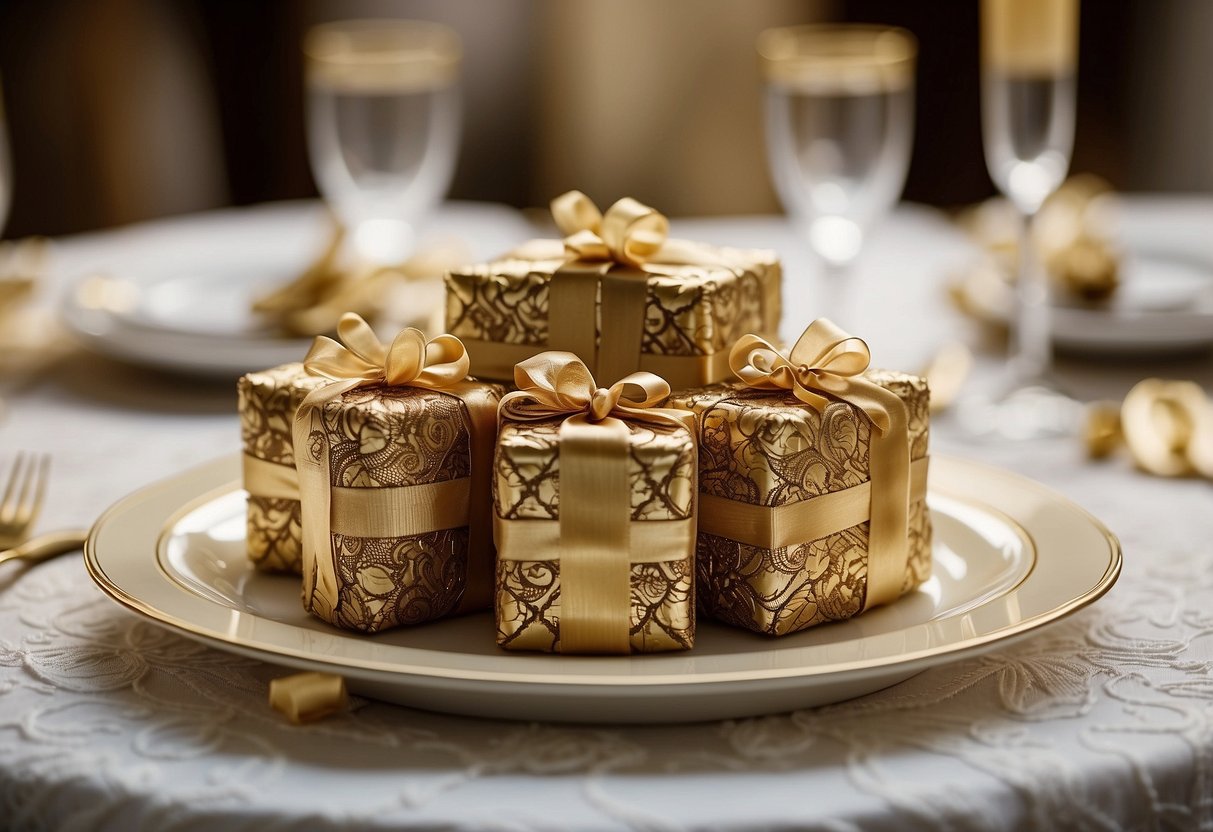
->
[969,0,1080,439]
[304,20,461,265]
[758,24,916,325]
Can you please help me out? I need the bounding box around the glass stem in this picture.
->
[821,260,852,327]
[1010,209,1051,385]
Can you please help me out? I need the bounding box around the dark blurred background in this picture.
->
[0,0,1209,237]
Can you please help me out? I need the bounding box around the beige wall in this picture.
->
[533,0,830,215]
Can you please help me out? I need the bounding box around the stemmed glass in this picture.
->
[970,0,1080,438]
[304,20,461,265]
[758,25,916,325]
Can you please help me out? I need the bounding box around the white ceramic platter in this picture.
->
[59,201,535,377]
[85,454,1120,724]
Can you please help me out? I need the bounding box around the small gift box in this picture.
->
[667,320,932,637]
[238,363,329,573]
[293,314,503,633]
[445,191,781,389]
[493,353,697,654]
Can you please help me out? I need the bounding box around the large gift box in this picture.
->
[445,191,781,389]
[293,314,503,633]
[238,363,328,573]
[493,353,697,654]
[667,320,931,637]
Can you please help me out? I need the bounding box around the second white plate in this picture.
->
[86,454,1120,724]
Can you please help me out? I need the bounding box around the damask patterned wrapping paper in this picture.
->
[307,382,503,633]
[667,369,931,636]
[237,363,328,573]
[444,242,782,385]
[494,415,697,653]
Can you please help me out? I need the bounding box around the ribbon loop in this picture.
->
[549,190,670,268]
[500,352,683,430]
[727,319,913,611]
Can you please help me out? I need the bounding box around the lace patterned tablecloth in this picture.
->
[2,200,1212,831]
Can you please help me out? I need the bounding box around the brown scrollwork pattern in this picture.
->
[443,247,780,371]
[668,371,932,637]
[237,363,328,573]
[495,557,694,653]
[312,383,503,633]
[493,415,697,653]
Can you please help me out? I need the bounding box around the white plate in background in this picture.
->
[60,201,535,377]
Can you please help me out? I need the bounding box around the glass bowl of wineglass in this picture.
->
[304,19,461,265]
[758,24,916,324]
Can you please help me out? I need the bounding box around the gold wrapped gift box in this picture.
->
[668,368,932,637]
[293,316,504,634]
[493,352,698,654]
[237,363,328,573]
[444,192,782,388]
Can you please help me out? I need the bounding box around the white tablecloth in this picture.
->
[2,199,1213,831]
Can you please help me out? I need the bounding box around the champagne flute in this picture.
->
[304,20,461,265]
[970,0,1080,439]
[758,24,916,325]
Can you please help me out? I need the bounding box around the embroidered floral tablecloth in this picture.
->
[2,200,1212,831]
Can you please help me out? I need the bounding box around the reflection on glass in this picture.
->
[304,20,461,263]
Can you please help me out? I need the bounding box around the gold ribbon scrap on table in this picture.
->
[269,671,348,724]
[697,319,924,611]
[1088,378,1213,479]
[462,191,771,388]
[495,352,697,654]
[254,222,471,336]
[293,313,499,623]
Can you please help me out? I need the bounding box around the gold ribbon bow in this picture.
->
[723,319,914,610]
[458,191,775,388]
[293,313,498,625]
[496,352,696,654]
[551,189,669,268]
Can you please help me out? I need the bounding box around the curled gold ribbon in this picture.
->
[725,319,913,610]
[497,352,695,654]
[1121,379,1213,478]
[294,313,497,625]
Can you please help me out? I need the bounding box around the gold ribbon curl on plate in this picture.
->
[464,190,759,387]
[496,352,696,654]
[713,319,914,611]
[293,313,498,623]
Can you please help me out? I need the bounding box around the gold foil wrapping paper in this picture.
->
[444,240,781,386]
[302,382,503,633]
[237,363,328,573]
[668,369,931,636]
[494,416,697,653]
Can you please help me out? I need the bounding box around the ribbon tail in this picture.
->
[295,378,363,624]
[448,382,499,613]
[859,383,912,610]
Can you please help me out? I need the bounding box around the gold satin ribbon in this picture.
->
[726,319,913,610]
[497,352,696,654]
[293,313,497,624]
[243,454,300,501]
[470,191,767,388]
[699,457,928,548]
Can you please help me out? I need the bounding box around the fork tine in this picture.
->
[15,454,49,529]
[0,452,27,523]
